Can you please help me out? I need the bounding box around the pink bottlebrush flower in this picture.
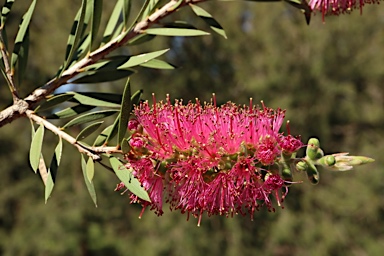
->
[309,0,381,18]
[121,95,303,224]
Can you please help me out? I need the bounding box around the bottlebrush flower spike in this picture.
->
[309,0,381,19]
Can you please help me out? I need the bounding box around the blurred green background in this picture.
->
[0,1,383,255]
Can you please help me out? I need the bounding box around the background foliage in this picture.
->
[0,0,383,255]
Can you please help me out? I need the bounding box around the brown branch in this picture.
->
[0,29,18,101]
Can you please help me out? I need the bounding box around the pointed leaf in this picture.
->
[102,0,124,44]
[76,121,104,141]
[93,125,113,146]
[109,157,150,202]
[62,109,119,129]
[127,34,156,45]
[72,92,122,105]
[140,59,175,69]
[45,138,63,203]
[30,123,44,173]
[81,155,97,206]
[86,157,95,183]
[70,69,136,83]
[35,94,75,112]
[190,4,227,39]
[62,0,87,73]
[17,28,29,84]
[122,0,131,29]
[69,92,121,108]
[105,113,120,145]
[89,0,103,50]
[145,28,209,36]
[47,105,95,119]
[11,0,36,73]
[118,79,131,146]
[118,49,169,69]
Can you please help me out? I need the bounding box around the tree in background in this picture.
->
[0,0,382,255]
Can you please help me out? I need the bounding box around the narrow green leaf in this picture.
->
[127,34,156,45]
[109,157,150,202]
[125,0,151,35]
[62,0,87,73]
[140,59,175,69]
[130,89,143,108]
[30,123,44,173]
[86,157,95,183]
[62,109,119,129]
[35,94,75,112]
[71,92,122,104]
[189,4,227,39]
[85,56,129,71]
[105,113,121,145]
[102,0,124,44]
[11,0,36,73]
[118,79,131,146]
[122,0,131,29]
[121,138,131,154]
[145,28,209,37]
[0,0,15,27]
[17,27,29,84]
[141,0,160,21]
[93,125,113,146]
[76,121,104,141]
[69,92,121,108]
[118,49,169,69]
[81,155,98,207]
[45,138,63,203]
[89,0,103,50]
[47,105,95,119]
[70,69,136,83]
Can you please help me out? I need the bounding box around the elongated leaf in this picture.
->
[86,157,95,183]
[141,0,160,22]
[109,157,150,202]
[35,94,75,112]
[81,155,97,206]
[140,59,175,69]
[118,49,169,69]
[118,79,131,146]
[72,92,122,104]
[85,56,129,71]
[30,123,44,173]
[76,121,104,141]
[122,0,131,29]
[69,92,121,108]
[93,125,113,146]
[16,27,29,84]
[11,0,36,73]
[62,109,118,129]
[145,28,209,36]
[47,105,95,119]
[105,113,121,145]
[102,0,124,44]
[89,0,103,50]
[70,69,136,83]
[62,0,87,73]
[189,4,227,39]
[45,138,63,203]
[127,34,156,45]
[0,0,15,27]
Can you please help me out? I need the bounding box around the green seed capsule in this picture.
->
[306,138,323,160]
[306,162,319,185]
[296,160,308,172]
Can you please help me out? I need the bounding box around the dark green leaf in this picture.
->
[86,157,95,183]
[76,121,104,141]
[11,0,36,74]
[140,59,175,69]
[35,94,75,112]
[71,92,122,104]
[62,109,119,129]
[47,105,95,119]
[30,123,44,173]
[102,0,124,44]
[145,28,209,36]
[189,4,227,39]
[105,113,120,145]
[121,138,131,154]
[109,156,150,202]
[69,92,121,108]
[118,49,169,69]
[45,138,63,203]
[81,155,98,207]
[70,69,136,83]
[89,0,103,50]
[61,0,87,73]
[118,79,131,146]
[93,125,113,146]
[127,34,156,45]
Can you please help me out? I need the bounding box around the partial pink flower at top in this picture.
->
[120,95,304,224]
[309,0,381,18]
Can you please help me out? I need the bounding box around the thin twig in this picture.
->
[0,29,18,102]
